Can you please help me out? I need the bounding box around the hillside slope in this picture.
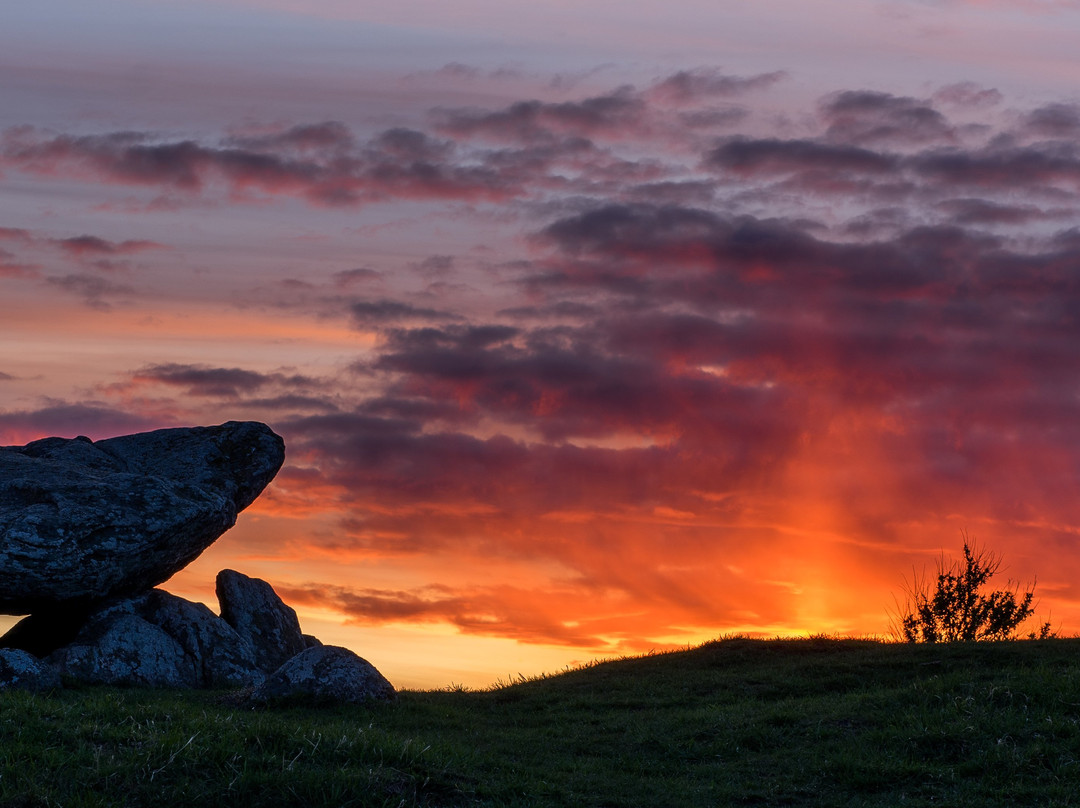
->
[4,638,1080,806]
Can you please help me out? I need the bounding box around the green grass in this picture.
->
[5,637,1080,806]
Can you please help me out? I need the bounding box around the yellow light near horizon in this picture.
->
[2,289,363,338]
[297,619,599,690]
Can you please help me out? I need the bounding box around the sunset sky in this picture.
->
[4,0,1080,689]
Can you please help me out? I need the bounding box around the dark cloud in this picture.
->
[434,62,481,80]
[227,121,355,152]
[820,90,955,146]
[130,363,324,400]
[840,206,913,237]
[706,137,899,175]
[678,107,749,129]
[360,395,467,424]
[287,584,471,622]
[497,300,599,320]
[333,267,382,287]
[535,203,957,302]
[370,128,452,162]
[0,225,162,269]
[908,143,1080,189]
[46,273,134,308]
[281,408,731,519]
[414,254,455,275]
[702,131,1080,201]
[279,582,611,647]
[1022,103,1080,139]
[530,204,1080,434]
[55,235,163,257]
[627,180,717,205]
[349,299,462,325]
[476,136,597,184]
[1,125,517,207]
[379,324,520,358]
[5,82,1080,226]
[372,320,795,447]
[932,82,1003,109]
[935,198,1063,225]
[536,203,1042,310]
[132,363,270,397]
[1051,227,1080,249]
[649,68,786,104]
[2,227,164,276]
[244,394,341,413]
[1,127,308,191]
[434,89,645,142]
[403,62,527,83]
[539,203,726,259]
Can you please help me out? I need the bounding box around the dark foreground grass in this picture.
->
[5,638,1080,806]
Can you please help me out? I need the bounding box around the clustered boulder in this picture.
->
[0,422,395,704]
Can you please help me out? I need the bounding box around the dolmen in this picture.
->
[0,421,395,704]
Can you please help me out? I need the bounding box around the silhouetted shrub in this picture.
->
[895,535,1052,643]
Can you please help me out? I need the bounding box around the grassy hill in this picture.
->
[4,637,1080,806]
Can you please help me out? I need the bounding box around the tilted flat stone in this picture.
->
[137,589,263,688]
[216,569,307,673]
[0,421,284,614]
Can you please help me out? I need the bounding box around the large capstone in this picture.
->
[0,421,284,613]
